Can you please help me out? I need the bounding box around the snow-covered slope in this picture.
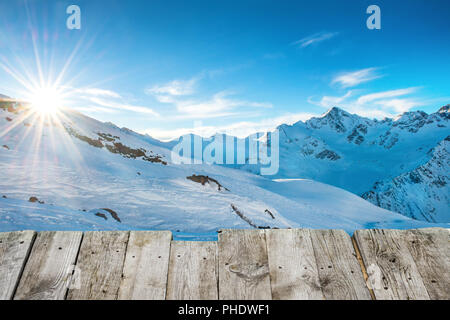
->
[275,106,449,193]
[232,105,449,222]
[362,135,449,223]
[1,101,445,236]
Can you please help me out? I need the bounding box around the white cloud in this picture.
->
[146,77,199,96]
[309,86,427,119]
[374,98,424,113]
[75,88,121,98]
[175,91,272,117]
[64,86,160,117]
[146,72,273,120]
[74,106,119,114]
[87,97,159,117]
[292,32,339,48]
[149,87,273,120]
[309,91,354,108]
[356,87,419,104]
[332,67,382,88]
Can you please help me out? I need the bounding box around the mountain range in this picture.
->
[233,105,449,222]
[0,96,448,238]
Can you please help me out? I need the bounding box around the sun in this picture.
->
[29,86,65,115]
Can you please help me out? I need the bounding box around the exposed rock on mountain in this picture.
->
[187,175,229,191]
[362,136,449,223]
[240,105,449,221]
[300,137,341,161]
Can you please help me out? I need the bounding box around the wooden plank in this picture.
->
[118,231,172,300]
[310,229,372,300]
[218,229,271,300]
[14,231,82,300]
[0,231,36,300]
[354,229,430,300]
[402,228,450,300]
[67,231,129,300]
[266,229,323,300]
[166,241,218,300]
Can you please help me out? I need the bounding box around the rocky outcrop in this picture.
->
[315,150,341,161]
[230,204,271,229]
[93,208,121,222]
[300,136,341,161]
[66,127,104,148]
[29,196,45,204]
[187,175,229,191]
[363,136,450,222]
[66,126,167,165]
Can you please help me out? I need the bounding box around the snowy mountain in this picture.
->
[232,105,449,222]
[362,135,449,223]
[1,99,445,237]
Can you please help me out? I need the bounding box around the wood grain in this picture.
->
[310,229,372,300]
[14,231,82,300]
[118,231,172,300]
[1,228,447,301]
[402,228,449,300]
[354,229,430,300]
[166,241,218,300]
[0,231,36,300]
[67,231,129,300]
[266,229,323,300]
[218,229,271,300]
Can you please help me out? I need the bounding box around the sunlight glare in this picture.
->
[30,86,64,115]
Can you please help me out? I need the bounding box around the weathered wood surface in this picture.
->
[218,229,272,300]
[166,241,218,300]
[118,231,172,300]
[354,229,431,300]
[266,229,323,300]
[311,230,372,300]
[0,231,35,300]
[0,228,448,300]
[14,231,83,300]
[67,231,129,300]
[402,228,450,300]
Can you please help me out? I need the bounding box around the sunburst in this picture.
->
[28,85,65,115]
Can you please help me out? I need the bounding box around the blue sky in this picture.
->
[0,0,449,140]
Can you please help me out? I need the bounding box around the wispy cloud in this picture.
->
[373,98,425,114]
[74,88,122,99]
[356,87,419,104]
[292,32,339,48]
[68,87,159,117]
[74,106,119,114]
[308,91,354,108]
[146,76,199,96]
[174,91,272,118]
[332,67,382,88]
[87,97,160,117]
[309,86,427,118]
[147,74,272,120]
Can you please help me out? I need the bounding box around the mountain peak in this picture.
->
[323,106,351,118]
[305,106,360,133]
[438,104,449,113]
